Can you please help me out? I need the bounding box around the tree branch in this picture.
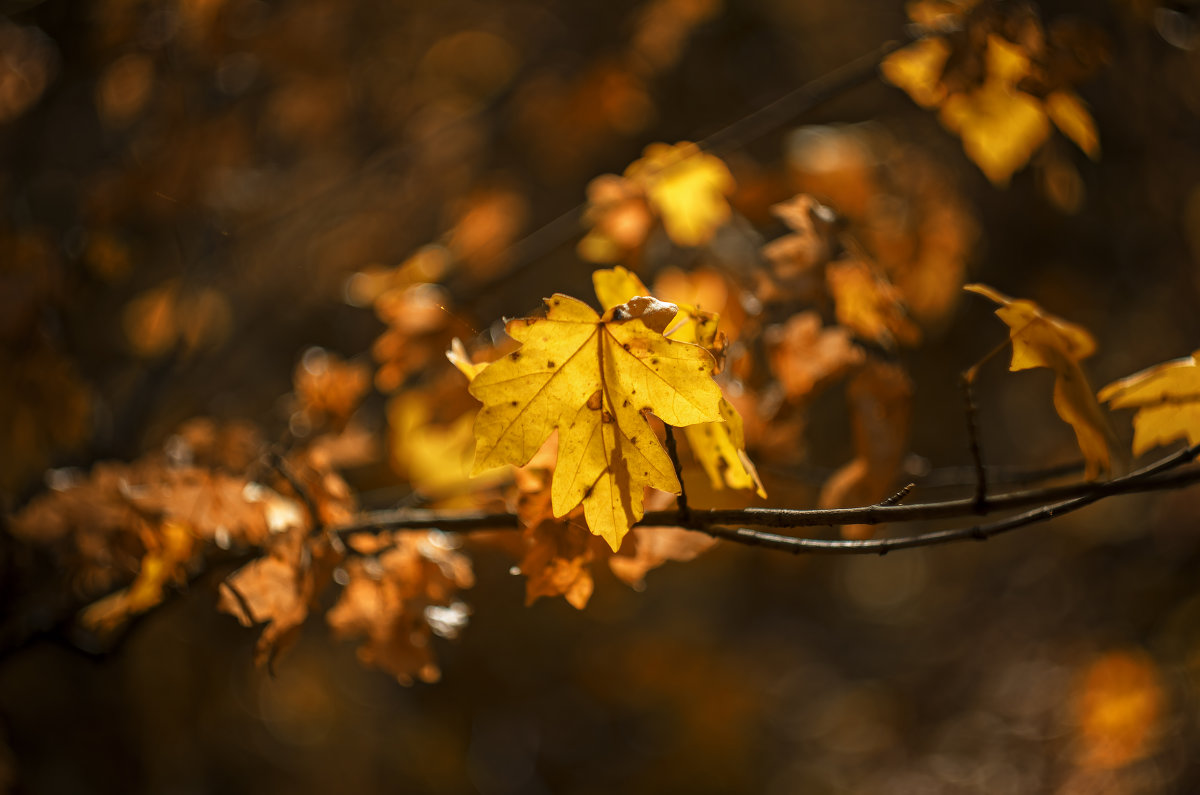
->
[334,446,1200,554]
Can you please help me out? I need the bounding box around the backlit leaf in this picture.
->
[966,283,1122,478]
[880,36,951,108]
[939,81,1049,186]
[1099,351,1200,456]
[626,142,735,247]
[826,259,920,348]
[1046,90,1100,159]
[593,266,763,497]
[468,288,723,551]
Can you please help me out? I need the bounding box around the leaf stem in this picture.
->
[663,425,690,520]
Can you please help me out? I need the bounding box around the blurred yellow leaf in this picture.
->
[626,141,735,247]
[469,287,723,550]
[940,82,1049,186]
[1099,351,1200,456]
[766,312,863,402]
[880,36,950,108]
[1046,90,1100,159]
[389,393,485,499]
[81,519,195,633]
[966,283,1122,478]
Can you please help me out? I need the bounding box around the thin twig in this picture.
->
[961,334,1014,512]
[333,447,1200,553]
[962,371,988,512]
[663,425,690,520]
[878,482,916,506]
[268,451,324,536]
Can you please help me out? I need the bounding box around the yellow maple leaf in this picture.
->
[625,141,735,247]
[592,266,765,498]
[1098,351,1200,457]
[880,36,951,108]
[469,288,723,550]
[965,283,1123,479]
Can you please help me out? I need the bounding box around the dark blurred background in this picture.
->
[3,0,1200,792]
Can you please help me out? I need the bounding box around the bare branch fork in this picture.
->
[334,444,1200,555]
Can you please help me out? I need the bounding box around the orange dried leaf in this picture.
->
[520,516,598,610]
[219,528,342,668]
[819,360,912,539]
[762,195,839,282]
[880,36,951,108]
[327,533,473,685]
[766,312,864,402]
[293,348,370,432]
[826,259,920,348]
[1073,650,1164,770]
[608,525,717,589]
[1099,351,1200,456]
[80,519,195,633]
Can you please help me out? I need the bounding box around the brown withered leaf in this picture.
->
[608,524,716,590]
[167,417,265,472]
[521,515,598,610]
[445,185,529,281]
[276,446,357,528]
[819,360,913,539]
[515,464,715,608]
[123,466,295,549]
[80,519,194,633]
[292,347,371,434]
[219,526,344,669]
[327,532,474,685]
[761,195,839,294]
[372,282,468,393]
[765,312,864,402]
[826,259,920,349]
[515,462,602,609]
[12,451,304,635]
[782,130,977,330]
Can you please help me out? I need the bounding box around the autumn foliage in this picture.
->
[4,0,1200,791]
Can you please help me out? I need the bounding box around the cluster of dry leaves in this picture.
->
[882,0,1108,197]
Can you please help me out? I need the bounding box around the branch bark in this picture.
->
[334,445,1200,555]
